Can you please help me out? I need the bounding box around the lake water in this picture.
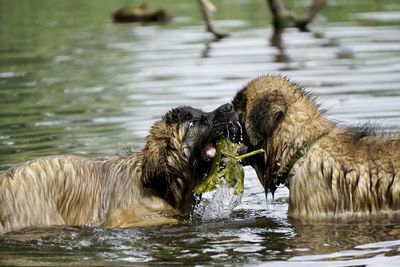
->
[1,0,400,265]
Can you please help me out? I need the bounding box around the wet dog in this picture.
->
[0,103,238,234]
[232,75,400,220]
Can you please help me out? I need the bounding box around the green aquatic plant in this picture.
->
[193,137,265,196]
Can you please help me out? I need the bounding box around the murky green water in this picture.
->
[1,0,400,265]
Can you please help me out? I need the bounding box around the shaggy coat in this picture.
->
[232,75,400,220]
[0,104,237,234]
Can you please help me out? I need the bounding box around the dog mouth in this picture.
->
[184,136,219,163]
[200,121,244,162]
[201,142,217,161]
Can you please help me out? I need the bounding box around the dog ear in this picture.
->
[248,93,287,145]
[164,108,180,124]
[164,107,193,124]
[140,122,171,193]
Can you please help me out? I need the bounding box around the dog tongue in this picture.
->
[204,143,216,159]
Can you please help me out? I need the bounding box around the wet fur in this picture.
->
[233,75,400,220]
[0,105,235,234]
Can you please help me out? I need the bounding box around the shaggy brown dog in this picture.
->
[232,75,400,220]
[0,104,238,234]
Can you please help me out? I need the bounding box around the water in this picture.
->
[1,0,400,265]
[193,183,243,221]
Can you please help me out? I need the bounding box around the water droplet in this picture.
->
[236,122,244,142]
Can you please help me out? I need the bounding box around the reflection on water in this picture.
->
[1,0,400,265]
[2,208,400,265]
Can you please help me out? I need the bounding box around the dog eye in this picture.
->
[188,121,195,128]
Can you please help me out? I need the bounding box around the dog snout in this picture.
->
[212,103,237,125]
[221,103,233,113]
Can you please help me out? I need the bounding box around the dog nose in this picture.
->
[221,103,233,112]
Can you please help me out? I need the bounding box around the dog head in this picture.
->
[232,75,326,194]
[141,103,238,212]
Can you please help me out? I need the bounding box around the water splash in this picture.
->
[192,180,242,221]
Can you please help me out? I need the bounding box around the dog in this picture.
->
[232,75,400,220]
[0,103,238,234]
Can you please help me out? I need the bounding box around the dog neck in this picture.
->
[274,131,330,187]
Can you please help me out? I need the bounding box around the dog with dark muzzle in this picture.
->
[232,75,400,220]
[0,103,238,234]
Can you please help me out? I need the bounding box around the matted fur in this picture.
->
[0,104,237,234]
[232,75,400,220]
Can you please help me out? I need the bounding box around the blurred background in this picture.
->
[1,0,400,266]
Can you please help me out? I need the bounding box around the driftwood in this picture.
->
[113,3,171,23]
[197,0,229,39]
[267,0,327,31]
[112,1,325,39]
[200,0,326,38]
